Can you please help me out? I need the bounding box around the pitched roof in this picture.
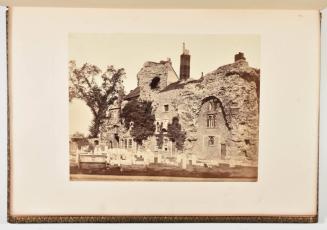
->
[124,87,140,100]
[160,78,203,92]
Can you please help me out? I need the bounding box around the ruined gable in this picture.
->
[154,58,260,162]
[101,47,260,166]
[137,59,178,101]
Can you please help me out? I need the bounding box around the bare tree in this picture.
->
[69,61,125,138]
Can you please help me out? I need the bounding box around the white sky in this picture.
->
[69,34,260,136]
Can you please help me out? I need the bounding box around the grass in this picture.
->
[70,163,257,179]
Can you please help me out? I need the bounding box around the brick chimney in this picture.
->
[234,52,246,62]
[179,42,190,81]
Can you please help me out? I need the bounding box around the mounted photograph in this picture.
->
[69,34,260,181]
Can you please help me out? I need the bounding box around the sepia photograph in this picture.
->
[69,34,260,181]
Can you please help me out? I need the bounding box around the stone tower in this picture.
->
[137,59,178,101]
[179,42,191,81]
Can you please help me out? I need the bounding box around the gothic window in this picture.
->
[128,139,133,148]
[208,102,213,111]
[208,136,215,146]
[164,104,169,112]
[208,99,217,111]
[124,139,128,149]
[207,114,216,128]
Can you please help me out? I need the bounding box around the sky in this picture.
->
[69,33,260,136]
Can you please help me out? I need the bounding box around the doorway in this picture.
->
[221,143,226,159]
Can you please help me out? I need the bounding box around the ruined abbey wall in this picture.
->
[152,59,260,162]
[102,56,260,165]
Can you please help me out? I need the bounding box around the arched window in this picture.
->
[208,99,217,111]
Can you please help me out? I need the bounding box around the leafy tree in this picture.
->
[121,100,156,145]
[167,117,186,151]
[69,61,125,138]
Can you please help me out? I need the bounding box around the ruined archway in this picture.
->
[201,96,231,130]
[191,95,231,161]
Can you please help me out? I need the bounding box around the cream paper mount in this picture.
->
[7,6,320,223]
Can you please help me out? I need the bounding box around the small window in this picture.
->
[156,122,161,133]
[163,138,169,151]
[207,114,216,128]
[208,136,215,146]
[124,139,128,149]
[208,100,217,111]
[164,104,169,112]
[155,137,161,150]
[208,102,213,111]
[128,139,133,148]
